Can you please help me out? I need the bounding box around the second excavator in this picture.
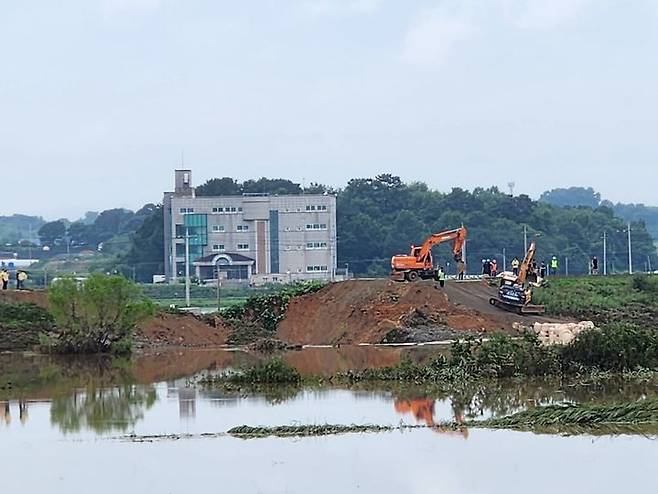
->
[489,240,545,315]
[390,226,467,282]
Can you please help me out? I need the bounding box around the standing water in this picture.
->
[1,347,656,493]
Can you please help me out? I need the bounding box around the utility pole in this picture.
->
[502,247,507,272]
[603,231,607,276]
[185,228,191,307]
[216,263,221,313]
[132,266,136,282]
[627,222,633,274]
[28,224,32,260]
[565,257,569,277]
[648,255,653,274]
[523,225,528,254]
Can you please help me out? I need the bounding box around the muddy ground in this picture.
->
[277,279,562,345]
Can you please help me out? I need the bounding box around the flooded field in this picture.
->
[1,346,657,493]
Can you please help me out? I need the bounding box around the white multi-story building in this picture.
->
[163,170,337,283]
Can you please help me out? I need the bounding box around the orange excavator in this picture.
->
[390,226,467,282]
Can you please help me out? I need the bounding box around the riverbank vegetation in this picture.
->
[228,399,658,438]
[0,302,54,351]
[40,274,155,354]
[534,275,658,326]
[207,327,658,388]
[222,281,325,344]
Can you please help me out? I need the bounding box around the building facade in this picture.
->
[163,170,337,283]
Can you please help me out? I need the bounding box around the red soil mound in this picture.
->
[277,279,559,345]
[137,312,229,348]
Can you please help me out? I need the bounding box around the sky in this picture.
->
[2,0,658,219]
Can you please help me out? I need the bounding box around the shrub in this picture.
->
[632,275,658,294]
[224,281,326,331]
[560,325,658,372]
[42,274,156,354]
[226,358,301,385]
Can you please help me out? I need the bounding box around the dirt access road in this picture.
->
[277,279,564,346]
[443,280,560,326]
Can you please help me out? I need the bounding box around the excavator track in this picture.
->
[489,297,546,315]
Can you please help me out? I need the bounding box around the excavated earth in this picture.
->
[277,279,563,345]
[1,280,565,349]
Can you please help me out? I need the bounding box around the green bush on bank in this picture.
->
[561,325,658,372]
[342,328,658,383]
[223,281,326,331]
[40,274,155,355]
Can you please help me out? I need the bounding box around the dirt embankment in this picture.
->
[277,279,562,346]
[136,312,230,348]
[0,290,49,308]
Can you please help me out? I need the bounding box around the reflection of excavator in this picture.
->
[489,240,545,315]
[394,398,469,438]
[390,227,468,282]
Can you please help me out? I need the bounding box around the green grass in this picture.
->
[533,274,658,326]
[202,358,302,385]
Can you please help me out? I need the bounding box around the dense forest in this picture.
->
[541,186,658,241]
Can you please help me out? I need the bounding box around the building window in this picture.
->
[228,207,237,213]
[212,244,225,251]
[180,207,194,214]
[212,207,224,213]
[237,243,249,251]
[306,242,328,250]
[237,224,249,232]
[212,225,225,232]
[305,223,328,231]
[238,207,243,212]
[306,265,329,272]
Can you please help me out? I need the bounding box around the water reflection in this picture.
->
[50,385,157,434]
[1,348,657,438]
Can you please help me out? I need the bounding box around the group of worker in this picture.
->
[481,259,498,277]
[481,255,560,279]
[0,269,28,290]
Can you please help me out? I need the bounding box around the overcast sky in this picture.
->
[2,0,658,219]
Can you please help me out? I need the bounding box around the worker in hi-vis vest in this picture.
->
[550,256,559,276]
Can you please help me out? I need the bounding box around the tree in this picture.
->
[119,205,164,282]
[196,177,242,196]
[38,220,67,245]
[43,274,155,354]
[539,187,601,208]
[242,177,302,195]
[67,221,91,246]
